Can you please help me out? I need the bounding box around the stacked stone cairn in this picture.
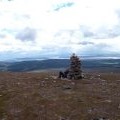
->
[69,53,82,79]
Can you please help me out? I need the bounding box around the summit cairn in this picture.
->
[69,53,82,79]
[58,53,82,79]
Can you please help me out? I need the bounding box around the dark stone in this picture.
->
[62,85,72,90]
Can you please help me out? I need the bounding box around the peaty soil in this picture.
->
[0,71,120,120]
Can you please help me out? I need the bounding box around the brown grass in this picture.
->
[0,71,120,120]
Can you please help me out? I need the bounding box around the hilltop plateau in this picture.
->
[0,71,120,120]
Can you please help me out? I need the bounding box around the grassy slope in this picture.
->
[0,71,120,120]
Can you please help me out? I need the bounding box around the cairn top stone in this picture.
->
[69,53,82,79]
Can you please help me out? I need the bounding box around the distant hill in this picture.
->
[0,59,120,72]
[0,59,70,72]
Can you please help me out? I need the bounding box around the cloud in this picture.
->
[92,26,120,39]
[115,9,120,19]
[79,41,94,45]
[79,25,120,39]
[53,2,74,11]
[15,27,37,41]
[80,26,94,38]
[0,34,6,38]
[0,0,120,60]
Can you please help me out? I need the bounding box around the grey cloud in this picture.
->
[0,0,13,2]
[80,43,111,56]
[83,31,94,37]
[0,29,8,38]
[0,34,6,38]
[80,25,120,39]
[116,9,120,18]
[93,27,120,39]
[80,26,94,38]
[79,41,94,45]
[96,43,110,48]
[54,25,120,48]
[15,27,37,41]
[108,26,120,38]
[54,29,94,45]
[6,0,13,1]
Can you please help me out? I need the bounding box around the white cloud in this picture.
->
[0,0,120,60]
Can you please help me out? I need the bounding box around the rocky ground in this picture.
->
[0,71,120,120]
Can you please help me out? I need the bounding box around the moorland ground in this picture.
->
[0,71,120,120]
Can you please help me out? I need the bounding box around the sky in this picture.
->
[0,0,120,61]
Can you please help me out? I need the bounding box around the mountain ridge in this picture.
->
[0,58,120,72]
